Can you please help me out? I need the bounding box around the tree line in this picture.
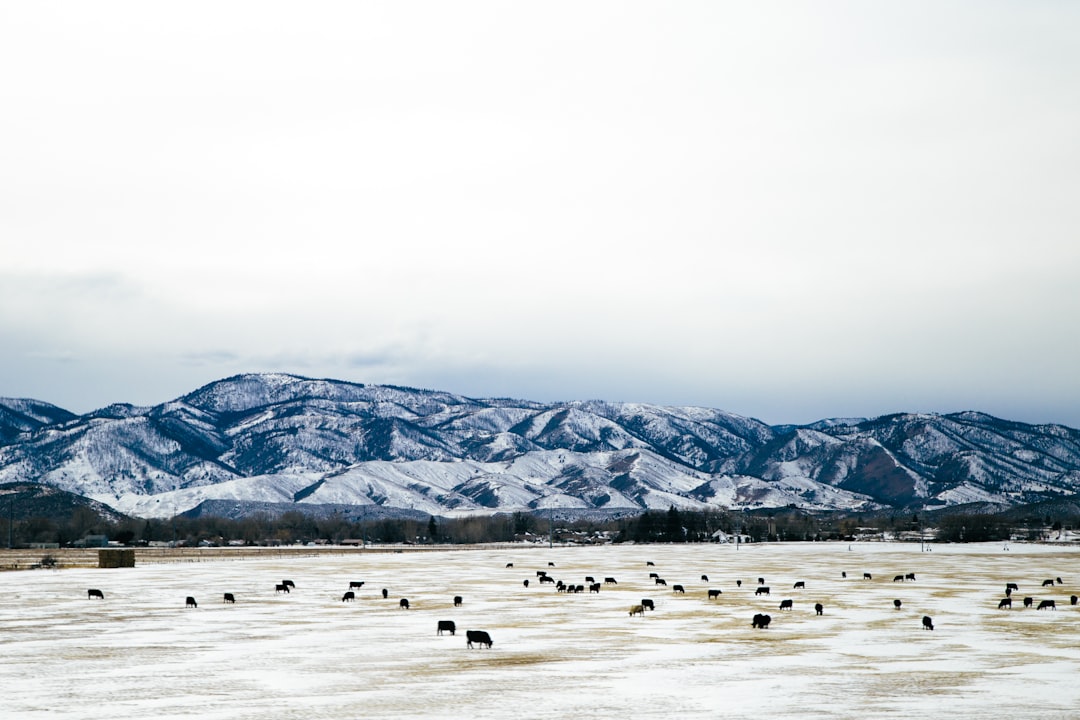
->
[2,503,1074,549]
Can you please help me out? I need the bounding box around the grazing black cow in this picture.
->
[1056,577,1063,585]
[400,598,410,609]
[1042,579,1055,587]
[548,562,555,567]
[604,577,618,584]
[893,575,905,583]
[574,584,585,594]
[1072,595,1078,606]
[736,580,742,587]
[894,599,902,610]
[758,577,765,585]
[589,583,601,593]
[349,581,364,590]
[1006,582,1019,592]
[186,596,197,609]
[556,581,566,591]
[905,573,916,581]
[841,571,847,578]
[701,575,709,582]
[779,599,793,611]
[708,589,722,599]
[585,576,595,583]
[922,615,933,630]
[282,580,295,589]
[1005,587,1013,597]
[755,586,770,596]
[641,599,655,611]
[649,572,659,579]
[647,561,655,566]
[997,597,1011,609]
[87,589,104,600]
[672,584,685,594]
[466,630,493,648]
[454,595,463,606]
[224,593,235,604]
[505,563,514,568]
[752,613,771,629]
[342,591,355,602]
[815,603,824,616]
[793,581,805,589]
[1037,600,1056,610]
[537,571,547,577]
[275,584,289,594]
[655,578,667,586]
[539,575,555,584]
[382,588,389,599]
[1023,596,1034,608]
[864,573,872,580]
[437,620,456,636]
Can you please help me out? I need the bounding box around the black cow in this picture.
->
[589,583,601,593]
[87,589,104,600]
[655,578,667,586]
[894,599,902,610]
[752,613,771,629]
[454,595,463,606]
[672,584,685,594]
[793,581,805,589]
[1037,600,1056,610]
[701,575,709,582]
[1057,577,1063,585]
[537,571,547,577]
[736,580,742,587]
[505,563,514,568]
[275,584,289,594]
[1042,579,1055,587]
[758,577,765,585]
[841,571,847,578]
[224,593,235,604]
[466,630,493,649]
[342,591,355,602]
[1072,595,1078,606]
[400,598,410,609]
[708,589,722,599]
[186,596,197,609]
[641,598,655,611]
[282,580,295,589]
[922,615,933,630]
[1005,587,1013,597]
[437,620,456,636]
[585,576,595,583]
[539,575,555,584]
[779,599,793,611]
[864,573,872,580]
[1024,596,1034,608]
[604,577,618,584]
[349,581,364,590]
[382,588,389,598]
[523,579,529,588]
[755,586,770,596]
[647,561,655,566]
[649,572,659,579]
[893,575,905,583]
[548,562,555,567]
[1006,582,1019,592]
[574,584,585,594]
[997,597,1011,609]
[815,603,824,615]
[905,573,916,581]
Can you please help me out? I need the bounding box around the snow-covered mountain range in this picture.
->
[2,373,1078,519]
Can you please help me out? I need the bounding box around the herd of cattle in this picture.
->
[80,555,1077,648]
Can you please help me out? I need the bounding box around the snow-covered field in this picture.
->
[2,542,1078,719]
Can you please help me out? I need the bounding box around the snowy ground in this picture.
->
[2,541,1078,720]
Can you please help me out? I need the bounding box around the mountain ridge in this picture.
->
[1,373,1078,519]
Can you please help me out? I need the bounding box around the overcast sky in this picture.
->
[2,1,1079,428]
